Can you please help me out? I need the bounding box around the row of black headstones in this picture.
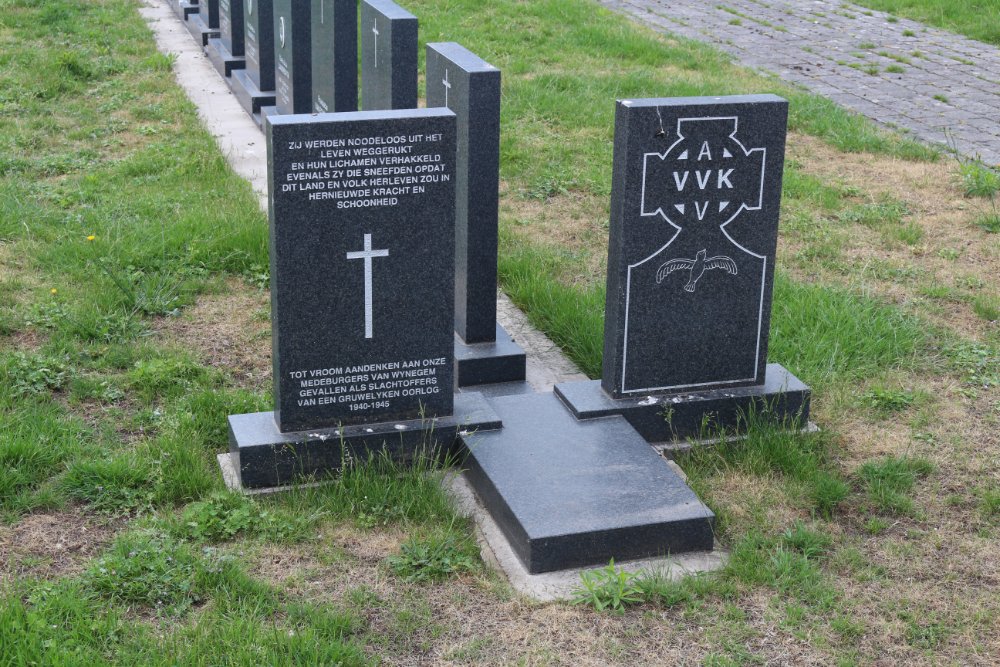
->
[173,1,812,575]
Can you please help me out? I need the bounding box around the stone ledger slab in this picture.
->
[555,363,810,443]
[232,392,501,488]
[460,393,715,574]
[206,0,246,77]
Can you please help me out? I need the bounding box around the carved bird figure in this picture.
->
[656,249,738,292]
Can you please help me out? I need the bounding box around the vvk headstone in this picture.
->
[206,0,246,78]
[228,108,500,489]
[360,0,417,111]
[426,43,526,387]
[556,95,810,440]
[232,0,277,124]
[311,0,358,113]
[185,0,220,47]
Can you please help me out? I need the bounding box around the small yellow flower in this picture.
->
[50,288,58,295]
[86,235,96,241]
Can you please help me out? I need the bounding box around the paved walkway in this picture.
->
[600,0,1000,166]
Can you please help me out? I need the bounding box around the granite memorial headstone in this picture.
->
[206,0,246,77]
[360,0,417,111]
[269,0,313,116]
[232,0,277,122]
[311,0,358,113]
[555,94,810,440]
[185,0,220,47]
[228,108,502,488]
[426,42,526,386]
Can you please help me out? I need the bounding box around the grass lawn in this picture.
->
[849,0,1000,46]
[1,0,998,665]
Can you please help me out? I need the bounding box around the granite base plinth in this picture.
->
[455,323,527,388]
[554,363,810,443]
[205,37,245,78]
[231,69,276,120]
[460,393,715,574]
[172,1,199,20]
[184,13,219,46]
[229,392,501,489]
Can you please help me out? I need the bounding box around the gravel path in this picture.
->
[600,0,1000,166]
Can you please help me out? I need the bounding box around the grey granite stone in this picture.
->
[231,392,501,488]
[460,393,715,574]
[231,0,276,119]
[555,363,810,442]
[206,0,246,77]
[426,42,501,344]
[172,0,199,21]
[311,0,358,113]
[184,0,220,47]
[454,324,526,387]
[266,108,457,431]
[271,0,312,115]
[360,0,417,111]
[602,95,789,399]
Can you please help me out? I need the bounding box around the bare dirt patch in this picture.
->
[0,510,117,584]
[152,278,270,389]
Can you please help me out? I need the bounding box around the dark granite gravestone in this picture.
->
[311,0,358,113]
[185,0,220,47]
[263,0,312,119]
[228,108,501,488]
[206,0,246,77]
[173,0,199,21]
[360,0,417,111]
[555,94,810,440]
[231,0,276,123]
[426,42,526,387]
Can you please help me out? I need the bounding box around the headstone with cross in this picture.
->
[227,108,501,489]
[555,95,811,441]
[268,0,312,116]
[426,42,527,386]
[206,0,247,77]
[232,0,276,123]
[310,0,358,113]
[360,0,417,111]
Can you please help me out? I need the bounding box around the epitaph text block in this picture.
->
[267,109,457,432]
[426,43,501,344]
[311,0,358,113]
[602,95,789,398]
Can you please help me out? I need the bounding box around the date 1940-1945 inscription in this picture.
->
[290,357,448,412]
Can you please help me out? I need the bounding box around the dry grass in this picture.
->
[0,510,117,584]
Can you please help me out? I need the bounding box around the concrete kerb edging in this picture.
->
[147,0,726,601]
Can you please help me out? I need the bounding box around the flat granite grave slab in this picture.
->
[555,363,809,443]
[231,392,501,488]
[460,393,715,574]
[173,0,199,21]
[184,0,220,47]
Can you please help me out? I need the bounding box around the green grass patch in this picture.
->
[387,525,481,583]
[857,456,934,515]
[849,0,1000,46]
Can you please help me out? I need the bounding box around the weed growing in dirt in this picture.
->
[572,560,644,612]
[387,526,480,583]
[959,161,1000,198]
[858,456,934,515]
[860,386,917,415]
[177,491,315,543]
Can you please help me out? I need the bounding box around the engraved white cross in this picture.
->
[320,0,324,23]
[372,21,379,68]
[442,69,451,107]
[346,233,389,339]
